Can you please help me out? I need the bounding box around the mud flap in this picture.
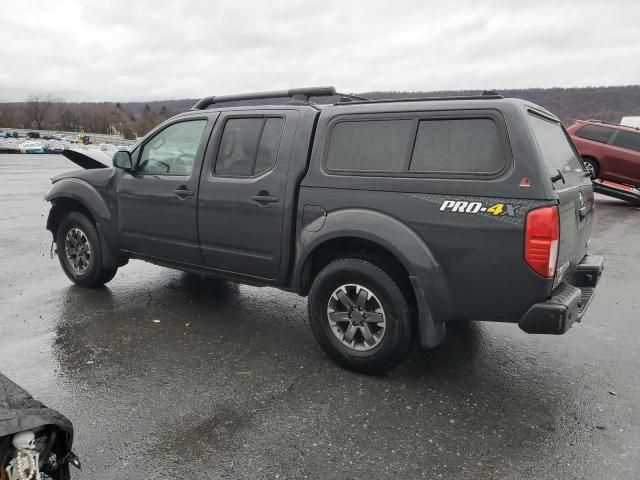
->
[95,222,119,270]
[409,276,446,348]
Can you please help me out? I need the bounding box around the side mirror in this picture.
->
[113,150,132,170]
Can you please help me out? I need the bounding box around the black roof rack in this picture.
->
[333,93,503,106]
[191,86,336,110]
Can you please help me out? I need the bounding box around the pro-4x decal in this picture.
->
[407,193,549,226]
[439,200,520,217]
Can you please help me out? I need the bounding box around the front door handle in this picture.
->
[252,191,279,205]
[174,186,194,199]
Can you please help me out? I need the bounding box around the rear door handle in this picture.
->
[174,186,194,199]
[252,191,279,205]
[578,206,587,220]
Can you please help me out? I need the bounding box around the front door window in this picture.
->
[138,120,207,176]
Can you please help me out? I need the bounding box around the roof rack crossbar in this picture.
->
[191,86,336,110]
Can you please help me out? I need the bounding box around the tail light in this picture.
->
[524,205,559,278]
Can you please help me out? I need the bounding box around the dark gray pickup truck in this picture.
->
[45,86,603,374]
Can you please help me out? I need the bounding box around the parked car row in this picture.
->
[0,137,60,154]
[0,136,122,155]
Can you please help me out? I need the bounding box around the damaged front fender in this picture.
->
[45,179,112,223]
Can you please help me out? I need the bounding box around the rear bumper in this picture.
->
[519,255,603,335]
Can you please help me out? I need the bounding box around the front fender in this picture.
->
[293,209,453,347]
[45,178,122,269]
[45,178,112,224]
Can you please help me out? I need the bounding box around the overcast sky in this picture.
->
[1,0,639,102]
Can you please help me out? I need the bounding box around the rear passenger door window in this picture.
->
[254,117,286,174]
[214,117,284,177]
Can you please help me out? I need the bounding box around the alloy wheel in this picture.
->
[326,284,386,351]
[64,227,92,274]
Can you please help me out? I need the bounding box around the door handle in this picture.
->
[578,206,587,220]
[252,191,279,205]
[174,186,194,199]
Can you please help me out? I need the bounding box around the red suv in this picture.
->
[567,119,640,187]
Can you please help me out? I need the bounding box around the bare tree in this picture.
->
[60,108,80,131]
[0,106,14,128]
[25,94,54,130]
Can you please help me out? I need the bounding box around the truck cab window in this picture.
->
[215,117,284,177]
[138,120,206,176]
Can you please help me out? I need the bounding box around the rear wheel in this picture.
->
[582,157,599,179]
[56,211,117,287]
[308,258,413,375]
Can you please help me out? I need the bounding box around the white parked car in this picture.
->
[18,142,45,154]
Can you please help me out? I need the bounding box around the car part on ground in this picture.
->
[0,374,79,480]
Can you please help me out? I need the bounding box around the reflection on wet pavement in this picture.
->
[1,156,639,479]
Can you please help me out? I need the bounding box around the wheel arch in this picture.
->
[297,235,414,299]
[47,196,97,238]
[292,209,453,348]
[45,179,111,235]
[46,180,120,269]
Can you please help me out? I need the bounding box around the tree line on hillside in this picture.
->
[1,86,638,137]
[122,85,640,125]
[358,86,640,124]
[0,95,176,139]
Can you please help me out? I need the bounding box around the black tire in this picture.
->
[582,157,599,179]
[308,258,413,375]
[56,211,117,288]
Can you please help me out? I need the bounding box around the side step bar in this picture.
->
[592,181,640,206]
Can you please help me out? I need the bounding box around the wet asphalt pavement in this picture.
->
[0,155,638,479]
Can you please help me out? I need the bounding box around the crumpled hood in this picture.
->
[61,148,113,170]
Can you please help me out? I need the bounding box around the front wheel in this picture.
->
[56,211,117,288]
[308,258,413,375]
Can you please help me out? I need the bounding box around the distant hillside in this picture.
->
[2,85,639,135]
[120,85,640,125]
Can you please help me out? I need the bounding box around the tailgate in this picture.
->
[528,113,594,284]
[555,183,594,281]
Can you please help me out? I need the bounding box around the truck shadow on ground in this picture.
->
[53,269,579,393]
[50,269,588,467]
